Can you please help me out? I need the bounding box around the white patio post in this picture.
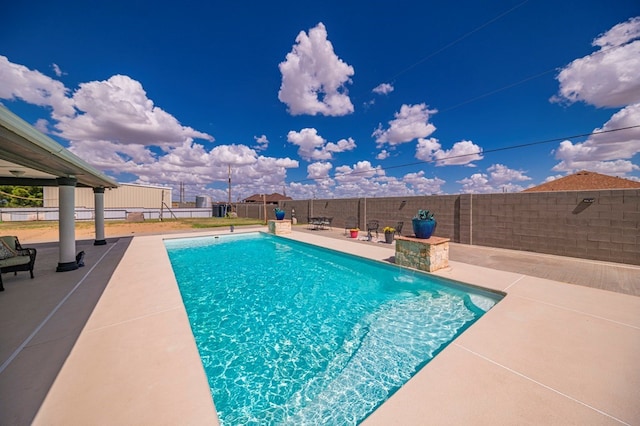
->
[56,177,78,272]
[93,187,107,245]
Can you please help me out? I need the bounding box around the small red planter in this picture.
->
[350,230,359,238]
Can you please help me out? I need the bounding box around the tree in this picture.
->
[0,186,43,207]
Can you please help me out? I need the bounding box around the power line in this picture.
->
[292,124,640,184]
[302,4,635,190]
[439,68,557,113]
[377,1,629,115]
[384,0,529,83]
[439,42,630,114]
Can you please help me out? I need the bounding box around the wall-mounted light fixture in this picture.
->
[9,170,25,177]
[573,197,596,214]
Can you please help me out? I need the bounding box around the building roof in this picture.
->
[0,105,118,188]
[243,193,292,203]
[523,170,640,192]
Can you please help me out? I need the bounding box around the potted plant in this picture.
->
[349,228,359,238]
[412,209,437,239]
[274,207,285,220]
[383,226,395,243]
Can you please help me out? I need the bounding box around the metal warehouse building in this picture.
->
[43,183,172,209]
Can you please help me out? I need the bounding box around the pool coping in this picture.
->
[32,229,640,425]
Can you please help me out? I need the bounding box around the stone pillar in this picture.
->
[268,219,292,235]
[93,187,107,245]
[395,235,450,272]
[56,177,78,272]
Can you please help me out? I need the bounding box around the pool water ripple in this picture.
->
[165,233,500,425]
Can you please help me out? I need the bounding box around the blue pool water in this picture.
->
[165,232,502,425]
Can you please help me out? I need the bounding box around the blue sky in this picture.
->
[1,1,639,201]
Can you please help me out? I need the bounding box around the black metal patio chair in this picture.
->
[344,216,358,235]
[0,236,37,291]
[366,220,379,240]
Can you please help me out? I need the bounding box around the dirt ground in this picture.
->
[14,220,200,244]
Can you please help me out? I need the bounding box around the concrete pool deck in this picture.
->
[1,226,639,425]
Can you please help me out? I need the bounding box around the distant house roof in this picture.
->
[243,193,293,203]
[523,170,640,192]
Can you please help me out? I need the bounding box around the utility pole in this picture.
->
[227,164,232,212]
[262,193,267,225]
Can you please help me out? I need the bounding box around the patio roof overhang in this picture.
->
[0,104,118,189]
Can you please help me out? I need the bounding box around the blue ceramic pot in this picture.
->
[412,217,436,239]
[275,211,285,220]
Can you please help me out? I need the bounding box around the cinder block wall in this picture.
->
[236,189,639,265]
[278,196,462,237]
[470,190,639,264]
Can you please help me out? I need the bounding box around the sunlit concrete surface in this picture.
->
[1,226,638,425]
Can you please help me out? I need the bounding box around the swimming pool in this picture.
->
[165,232,502,425]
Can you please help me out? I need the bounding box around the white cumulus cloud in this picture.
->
[415,137,483,166]
[551,17,640,176]
[487,164,531,185]
[52,63,65,77]
[287,128,356,161]
[372,83,394,95]
[594,16,640,49]
[553,16,640,108]
[278,22,355,116]
[325,137,356,154]
[307,161,333,180]
[457,173,493,194]
[253,134,269,151]
[34,118,49,133]
[0,56,305,197]
[334,160,382,183]
[373,103,437,147]
[376,149,390,160]
[552,102,640,175]
[458,164,531,193]
[233,155,299,189]
[208,144,258,166]
[287,128,328,160]
[0,55,75,119]
[402,171,445,195]
[57,75,213,148]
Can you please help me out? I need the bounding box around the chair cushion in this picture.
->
[0,236,17,250]
[0,240,16,260]
[0,254,31,267]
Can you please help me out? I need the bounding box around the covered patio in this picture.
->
[0,105,118,272]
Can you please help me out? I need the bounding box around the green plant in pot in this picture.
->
[412,209,437,239]
[274,207,285,220]
[383,226,395,243]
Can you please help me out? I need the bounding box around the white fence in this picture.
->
[0,207,214,222]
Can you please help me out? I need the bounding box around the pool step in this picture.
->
[283,292,476,424]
